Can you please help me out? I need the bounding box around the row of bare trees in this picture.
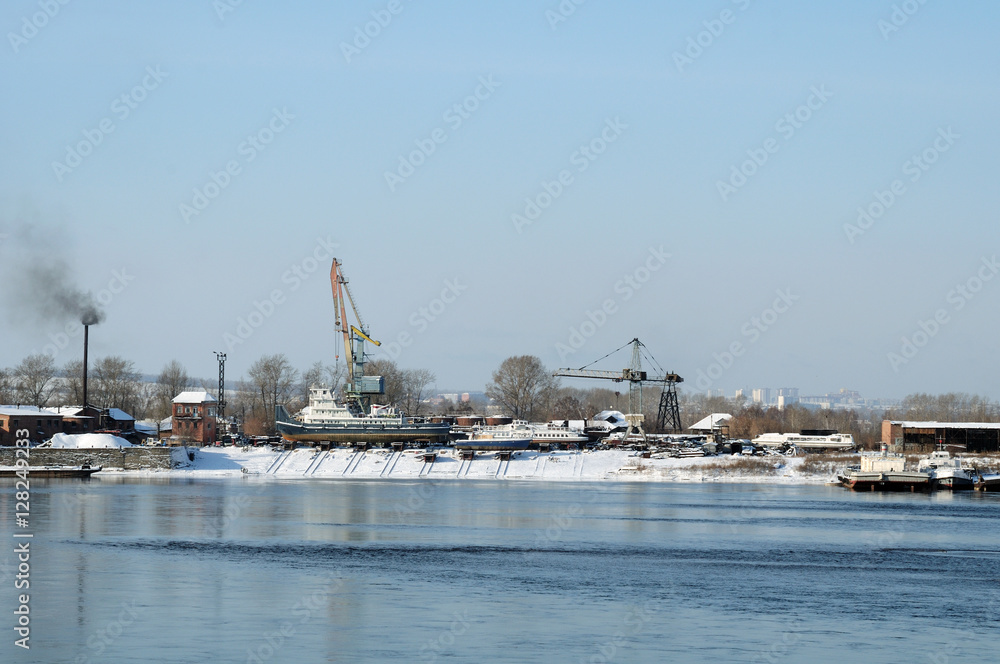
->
[478,356,1000,449]
[1,350,441,436]
[226,355,437,435]
[365,359,436,417]
[0,353,152,416]
[7,347,998,444]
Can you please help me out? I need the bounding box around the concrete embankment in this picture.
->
[0,446,194,470]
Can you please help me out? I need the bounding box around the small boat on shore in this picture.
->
[0,464,102,479]
[454,425,531,451]
[753,432,856,451]
[838,447,931,492]
[975,474,1000,492]
[974,473,1000,491]
[917,451,975,491]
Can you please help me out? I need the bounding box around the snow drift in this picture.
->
[49,433,133,449]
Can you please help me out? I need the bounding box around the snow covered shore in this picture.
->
[120,446,843,484]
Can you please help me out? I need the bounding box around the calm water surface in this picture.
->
[2,478,999,663]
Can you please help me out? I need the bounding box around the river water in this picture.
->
[2,478,999,663]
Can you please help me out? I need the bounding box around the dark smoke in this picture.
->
[0,220,106,326]
[18,257,105,325]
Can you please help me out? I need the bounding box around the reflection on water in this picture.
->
[2,478,999,663]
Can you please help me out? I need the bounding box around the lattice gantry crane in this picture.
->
[553,338,683,443]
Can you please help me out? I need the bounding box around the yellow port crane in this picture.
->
[330,258,384,412]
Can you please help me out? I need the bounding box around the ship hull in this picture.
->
[454,438,532,451]
[0,466,102,478]
[933,475,975,491]
[838,471,932,492]
[275,406,450,444]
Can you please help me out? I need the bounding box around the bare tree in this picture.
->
[365,358,404,406]
[61,359,85,405]
[485,355,559,420]
[0,367,15,404]
[887,392,1000,422]
[229,377,258,430]
[157,360,190,399]
[550,392,585,420]
[247,354,299,433]
[301,361,346,403]
[91,356,143,413]
[14,353,57,407]
[152,360,190,419]
[400,368,435,417]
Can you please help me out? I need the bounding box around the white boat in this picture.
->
[838,450,931,492]
[461,420,588,447]
[454,425,531,451]
[275,386,450,444]
[917,451,975,491]
[752,432,855,451]
[525,422,589,446]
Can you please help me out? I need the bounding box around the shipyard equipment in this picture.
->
[330,259,384,413]
[553,338,683,442]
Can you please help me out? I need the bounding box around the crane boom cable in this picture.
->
[340,267,369,335]
[576,339,635,371]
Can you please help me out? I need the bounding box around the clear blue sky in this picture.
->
[1,1,998,400]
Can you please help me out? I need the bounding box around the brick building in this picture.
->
[53,406,97,434]
[171,391,218,444]
[0,406,63,446]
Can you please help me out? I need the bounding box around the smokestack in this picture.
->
[83,324,89,408]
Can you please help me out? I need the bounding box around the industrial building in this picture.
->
[171,391,218,444]
[883,420,1000,453]
[0,406,63,446]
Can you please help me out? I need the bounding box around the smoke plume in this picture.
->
[29,258,106,325]
[0,219,106,326]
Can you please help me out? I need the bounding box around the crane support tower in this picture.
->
[330,259,384,414]
[553,338,683,443]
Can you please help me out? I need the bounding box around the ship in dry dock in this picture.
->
[275,259,449,446]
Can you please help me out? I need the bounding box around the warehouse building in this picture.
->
[882,420,1000,453]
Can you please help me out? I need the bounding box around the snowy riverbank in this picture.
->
[113,446,846,484]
